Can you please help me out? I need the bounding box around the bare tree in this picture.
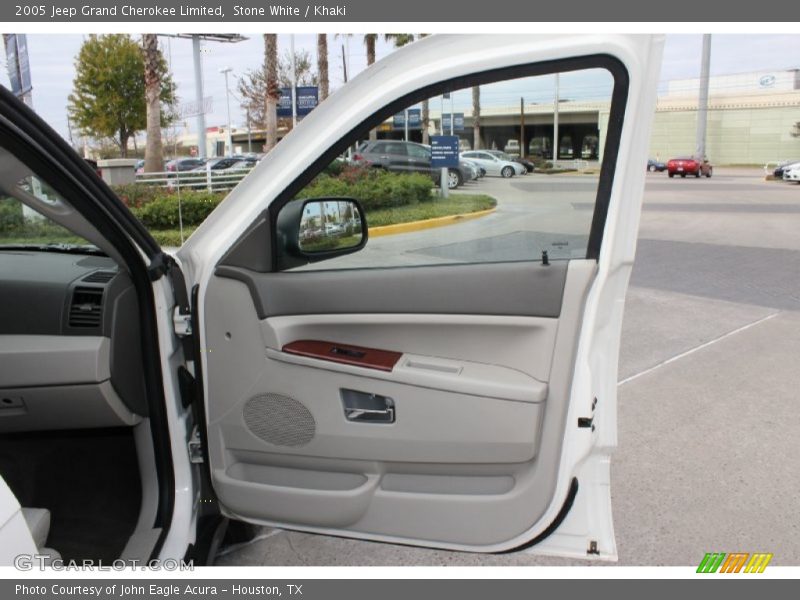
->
[239,48,317,133]
[264,34,279,151]
[317,34,329,101]
[142,34,164,172]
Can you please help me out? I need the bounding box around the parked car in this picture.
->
[0,34,664,565]
[353,140,472,189]
[227,158,259,170]
[487,150,534,173]
[647,158,666,172]
[503,139,520,156]
[461,158,485,178]
[165,157,206,172]
[192,157,243,171]
[774,160,800,179]
[783,164,800,183]
[667,156,713,178]
[460,150,526,177]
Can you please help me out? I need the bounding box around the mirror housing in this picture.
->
[275,197,367,271]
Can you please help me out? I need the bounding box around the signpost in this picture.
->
[431,135,459,199]
[441,113,465,133]
[277,86,319,118]
[393,108,422,132]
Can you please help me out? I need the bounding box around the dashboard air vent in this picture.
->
[69,287,104,328]
[82,270,116,283]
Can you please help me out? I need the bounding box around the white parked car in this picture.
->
[503,139,521,156]
[782,164,800,183]
[0,34,663,565]
[460,150,526,177]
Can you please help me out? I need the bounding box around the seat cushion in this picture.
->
[22,507,51,549]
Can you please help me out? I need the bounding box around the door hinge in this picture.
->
[188,425,204,463]
[173,306,193,338]
[587,540,600,555]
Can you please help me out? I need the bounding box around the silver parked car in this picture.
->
[460,150,526,177]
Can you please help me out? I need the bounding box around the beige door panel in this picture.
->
[203,260,596,548]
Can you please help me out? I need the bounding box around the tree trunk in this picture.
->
[472,86,481,150]
[142,34,164,172]
[264,34,279,151]
[317,34,329,101]
[419,35,430,145]
[119,130,129,158]
[365,35,378,141]
[365,34,376,66]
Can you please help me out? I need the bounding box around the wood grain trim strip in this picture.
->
[282,340,402,372]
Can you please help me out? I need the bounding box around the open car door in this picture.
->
[179,34,664,559]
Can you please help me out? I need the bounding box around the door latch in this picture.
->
[578,397,597,430]
[188,425,204,463]
[173,306,193,337]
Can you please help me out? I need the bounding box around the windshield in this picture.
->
[0,175,100,252]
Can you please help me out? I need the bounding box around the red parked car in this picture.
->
[667,156,713,178]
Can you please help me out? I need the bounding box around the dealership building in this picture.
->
[181,68,800,166]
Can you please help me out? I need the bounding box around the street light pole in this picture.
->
[191,35,207,159]
[553,73,560,163]
[696,34,712,160]
[220,66,234,157]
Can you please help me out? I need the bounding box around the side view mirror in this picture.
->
[275,197,367,270]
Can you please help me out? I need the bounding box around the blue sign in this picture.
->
[442,113,465,133]
[393,108,421,130]
[277,86,319,117]
[430,135,460,168]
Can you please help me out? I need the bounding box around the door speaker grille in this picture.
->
[243,394,316,447]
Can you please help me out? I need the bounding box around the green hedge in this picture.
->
[0,198,24,230]
[130,191,224,229]
[298,169,433,210]
[111,184,164,208]
[117,167,433,231]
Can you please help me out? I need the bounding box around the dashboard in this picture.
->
[0,251,147,432]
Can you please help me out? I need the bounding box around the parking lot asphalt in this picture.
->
[217,168,800,566]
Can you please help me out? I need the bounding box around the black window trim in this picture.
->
[219,54,630,271]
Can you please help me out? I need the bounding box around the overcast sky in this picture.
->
[2,34,798,142]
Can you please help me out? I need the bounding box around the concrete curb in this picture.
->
[369,207,497,238]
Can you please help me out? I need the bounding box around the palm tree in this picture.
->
[472,85,481,150]
[364,34,377,65]
[317,34,329,101]
[264,34,279,151]
[418,34,430,144]
[384,33,415,47]
[364,34,378,140]
[384,35,427,142]
[142,34,164,172]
